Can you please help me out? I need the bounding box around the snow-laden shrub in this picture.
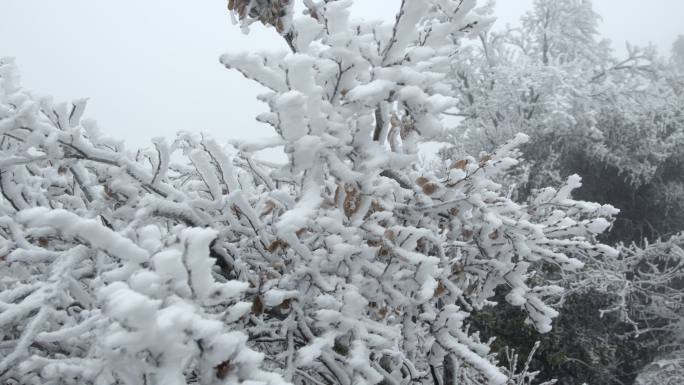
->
[1,1,618,384]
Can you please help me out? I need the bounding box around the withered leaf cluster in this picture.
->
[227,0,291,33]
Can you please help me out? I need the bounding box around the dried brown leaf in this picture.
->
[450,159,469,170]
[422,182,439,195]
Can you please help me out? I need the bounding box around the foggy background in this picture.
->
[1,0,682,149]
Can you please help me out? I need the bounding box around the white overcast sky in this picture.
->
[2,0,683,149]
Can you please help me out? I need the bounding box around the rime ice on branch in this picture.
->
[1,1,617,384]
[220,1,617,383]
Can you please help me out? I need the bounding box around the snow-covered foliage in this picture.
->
[433,3,684,383]
[1,1,620,384]
[567,234,684,349]
[442,0,684,243]
[449,0,676,174]
[672,35,684,71]
[0,57,285,385]
[635,355,684,385]
[519,0,608,65]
